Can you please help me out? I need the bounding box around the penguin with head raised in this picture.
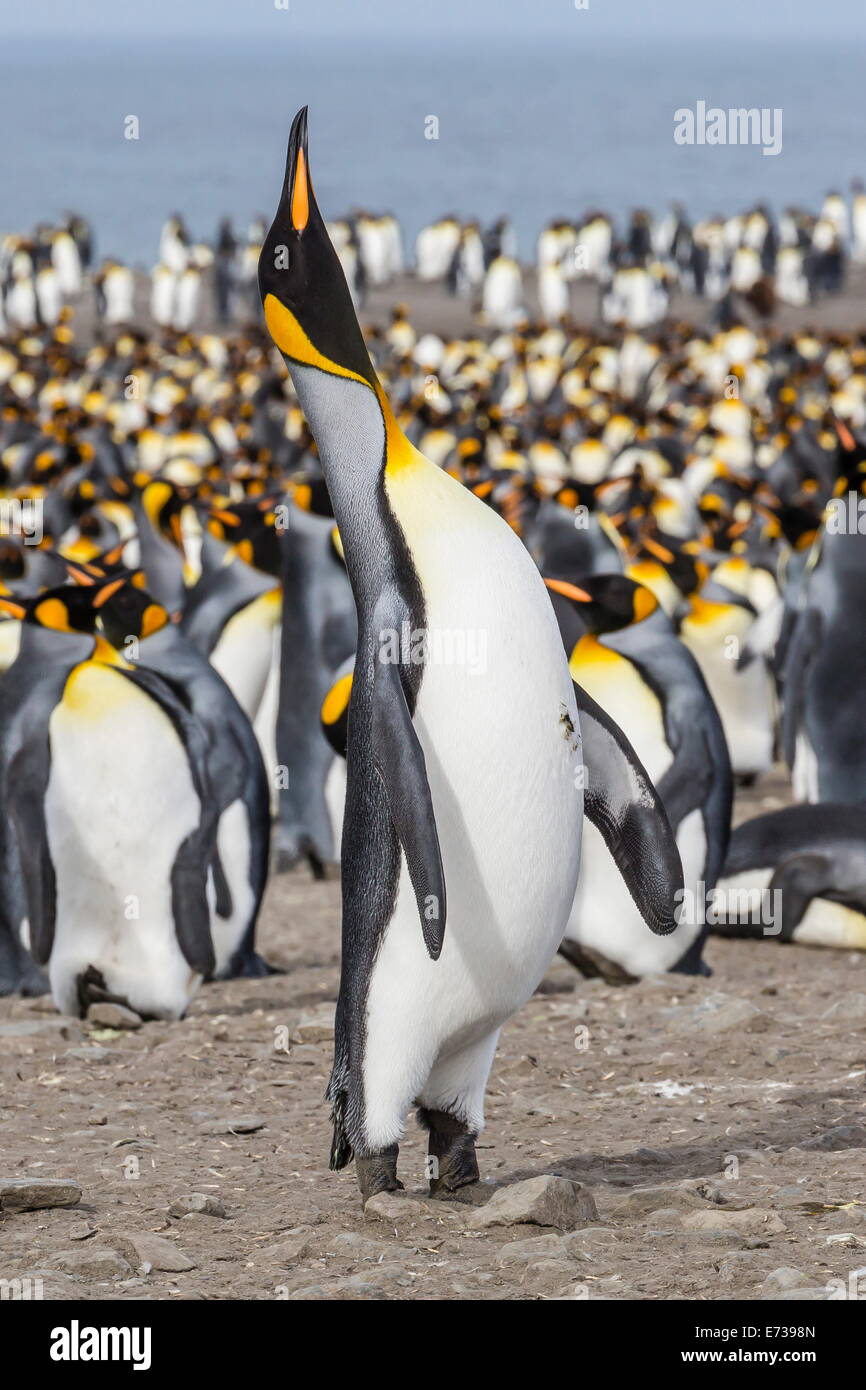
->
[0,578,224,1019]
[257,108,665,1200]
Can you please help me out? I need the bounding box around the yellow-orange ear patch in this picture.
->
[322,671,353,725]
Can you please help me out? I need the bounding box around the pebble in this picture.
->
[821,993,866,1021]
[0,1018,80,1039]
[86,1002,142,1030]
[199,1115,267,1136]
[111,1233,196,1272]
[609,1184,709,1219]
[290,1004,336,1044]
[468,1176,598,1232]
[761,1266,809,1293]
[664,992,769,1035]
[0,1178,81,1212]
[49,1248,132,1280]
[802,1125,866,1151]
[68,1221,97,1241]
[496,1234,570,1266]
[682,1208,786,1235]
[259,1228,317,1264]
[168,1193,227,1219]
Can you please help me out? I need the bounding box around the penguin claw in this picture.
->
[420,1108,481,1196]
[356,1146,403,1203]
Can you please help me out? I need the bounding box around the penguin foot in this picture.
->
[356,1145,403,1202]
[558,940,637,985]
[222,949,282,980]
[419,1109,480,1197]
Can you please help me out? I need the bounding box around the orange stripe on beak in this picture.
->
[544,577,592,603]
[93,578,126,608]
[292,148,310,232]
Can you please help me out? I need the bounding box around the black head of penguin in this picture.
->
[544,573,657,636]
[259,106,375,387]
[831,417,866,492]
[0,578,123,636]
[206,495,283,578]
[61,555,171,648]
[139,476,195,552]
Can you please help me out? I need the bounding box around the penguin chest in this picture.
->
[45,662,203,1018]
[209,587,282,721]
[570,640,673,786]
[380,464,583,1018]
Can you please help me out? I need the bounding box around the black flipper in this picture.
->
[6,738,57,966]
[780,606,821,771]
[574,681,682,937]
[769,853,833,942]
[114,664,218,977]
[372,655,446,959]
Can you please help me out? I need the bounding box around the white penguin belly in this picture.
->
[209,587,281,721]
[362,468,583,1145]
[45,663,204,1019]
[571,644,673,787]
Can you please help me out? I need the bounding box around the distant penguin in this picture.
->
[151,263,177,328]
[258,108,598,1200]
[181,497,283,739]
[680,583,775,783]
[415,217,461,281]
[775,246,809,306]
[781,427,866,801]
[714,804,866,951]
[272,499,356,874]
[538,262,569,322]
[0,581,224,1019]
[482,256,523,328]
[102,262,134,324]
[51,228,83,297]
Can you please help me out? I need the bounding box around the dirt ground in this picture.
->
[1,772,865,1303]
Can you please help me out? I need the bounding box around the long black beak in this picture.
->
[283,105,311,232]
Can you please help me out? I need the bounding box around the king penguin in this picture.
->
[259,109,589,1201]
[0,580,223,1019]
[547,573,731,977]
[65,555,273,980]
[715,804,866,951]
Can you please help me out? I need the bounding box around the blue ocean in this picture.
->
[1,35,864,265]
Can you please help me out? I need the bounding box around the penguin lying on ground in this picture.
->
[547,573,731,978]
[714,804,866,950]
[0,576,266,1018]
[258,108,679,1200]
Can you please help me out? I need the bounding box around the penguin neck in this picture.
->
[289,362,421,611]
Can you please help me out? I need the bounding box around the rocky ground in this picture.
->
[1,772,865,1302]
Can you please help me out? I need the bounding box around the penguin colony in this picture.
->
[2,112,866,1199]
[3,185,864,338]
